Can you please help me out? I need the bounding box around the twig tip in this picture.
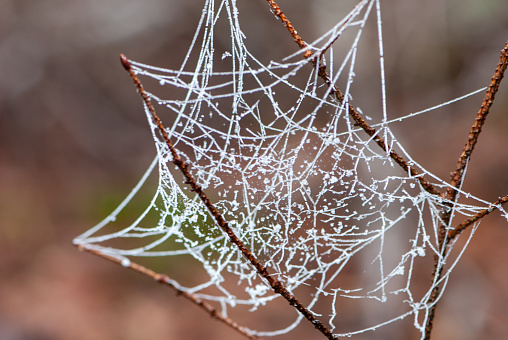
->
[120,54,131,71]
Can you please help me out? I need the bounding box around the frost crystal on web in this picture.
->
[74,0,506,338]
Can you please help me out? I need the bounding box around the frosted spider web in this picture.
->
[74,0,505,338]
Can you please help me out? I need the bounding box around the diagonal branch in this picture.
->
[447,194,508,240]
[120,54,336,340]
[445,41,508,202]
[265,0,441,197]
[424,193,508,340]
[76,244,258,340]
[265,0,310,55]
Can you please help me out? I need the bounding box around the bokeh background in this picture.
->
[1,0,508,339]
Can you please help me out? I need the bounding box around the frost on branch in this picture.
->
[74,0,504,338]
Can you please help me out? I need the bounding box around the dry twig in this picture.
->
[119,54,337,340]
[76,244,258,339]
[265,0,441,197]
[424,41,508,340]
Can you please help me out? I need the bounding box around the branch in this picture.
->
[265,0,310,56]
[265,0,441,197]
[424,40,508,340]
[446,41,508,202]
[75,244,258,340]
[447,194,508,240]
[423,195,508,340]
[120,54,336,340]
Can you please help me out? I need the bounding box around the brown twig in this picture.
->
[446,41,508,203]
[76,244,258,339]
[423,41,508,340]
[265,0,311,56]
[120,54,337,340]
[265,0,441,197]
[448,194,508,240]
[437,39,508,242]
[439,40,508,245]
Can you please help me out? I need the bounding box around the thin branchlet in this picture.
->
[76,244,258,340]
[448,194,508,240]
[439,41,508,243]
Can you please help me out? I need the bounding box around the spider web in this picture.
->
[74,0,503,337]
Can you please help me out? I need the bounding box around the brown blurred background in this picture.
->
[1,0,508,339]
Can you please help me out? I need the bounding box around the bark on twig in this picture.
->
[76,244,258,340]
[424,41,508,340]
[446,41,508,203]
[448,194,508,240]
[120,54,337,340]
[265,0,441,197]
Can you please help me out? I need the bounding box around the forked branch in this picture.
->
[438,40,508,245]
[119,54,337,340]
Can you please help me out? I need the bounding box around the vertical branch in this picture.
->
[424,41,508,340]
[446,41,508,203]
[120,55,337,340]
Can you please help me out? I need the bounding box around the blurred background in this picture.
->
[1,0,507,339]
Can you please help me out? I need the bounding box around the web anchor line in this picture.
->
[120,54,337,340]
